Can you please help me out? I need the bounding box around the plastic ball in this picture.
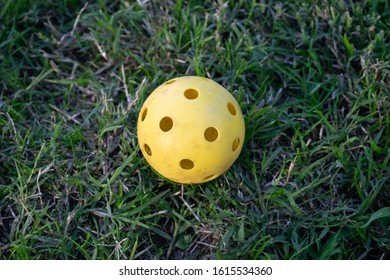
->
[137,76,245,184]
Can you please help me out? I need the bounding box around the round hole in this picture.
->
[184,88,199,99]
[227,102,237,116]
[180,159,194,170]
[165,79,176,85]
[159,117,173,132]
[204,127,218,142]
[203,174,216,181]
[141,108,148,121]
[232,137,240,152]
[144,144,152,156]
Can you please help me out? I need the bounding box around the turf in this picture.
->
[0,0,389,260]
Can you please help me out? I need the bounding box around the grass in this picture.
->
[0,0,389,260]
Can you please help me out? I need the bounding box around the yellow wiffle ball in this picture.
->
[137,76,245,184]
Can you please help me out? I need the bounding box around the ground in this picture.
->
[0,0,389,260]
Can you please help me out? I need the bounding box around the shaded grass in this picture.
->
[0,0,389,259]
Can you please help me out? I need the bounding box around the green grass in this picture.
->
[0,0,389,260]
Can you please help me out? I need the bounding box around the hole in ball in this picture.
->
[159,117,173,132]
[203,174,216,181]
[144,144,152,156]
[227,102,237,116]
[141,108,148,121]
[204,127,218,142]
[180,159,194,170]
[232,137,240,152]
[165,79,176,85]
[184,88,199,99]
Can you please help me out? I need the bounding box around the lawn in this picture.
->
[0,0,389,260]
